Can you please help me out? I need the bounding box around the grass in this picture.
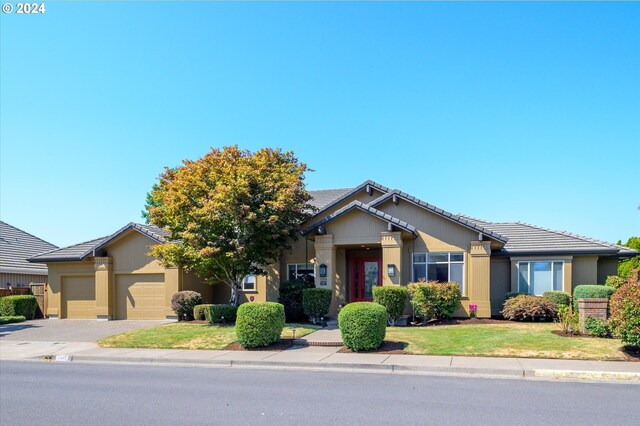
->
[0,316,26,325]
[386,322,628,361]
[97,322,320,350]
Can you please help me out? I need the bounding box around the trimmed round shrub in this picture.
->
[278,279,315,322]
[204,304,238,324]
[193,304,212,321]
[605,275,627,290]
[235,302,285,348]
[372,286,408,325]
[542,290,570,308]
[408,282,461,321]
[0,295,38,320]
[302,288,332,324]
[573,285,614,312]
[338,302,387,351]
[609,281,640,347]
[170,291,202,321]
[0,315,26,325]
[502,295,557,321]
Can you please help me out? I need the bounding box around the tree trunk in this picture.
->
[229,282,239,306]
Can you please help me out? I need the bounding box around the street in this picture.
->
[1,361,638,425]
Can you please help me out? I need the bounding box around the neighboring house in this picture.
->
[0,221,58,288]
[29,180,637,320]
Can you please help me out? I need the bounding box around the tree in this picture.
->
[145,146,314,305]
[618,237,640,278]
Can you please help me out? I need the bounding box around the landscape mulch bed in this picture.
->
[337,341,406,354]
[223,339,294,351]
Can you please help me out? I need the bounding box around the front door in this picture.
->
[350,258,382,302]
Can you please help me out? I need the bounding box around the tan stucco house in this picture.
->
[29,180,637,320]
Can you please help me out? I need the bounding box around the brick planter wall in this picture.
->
[578,298,609,326]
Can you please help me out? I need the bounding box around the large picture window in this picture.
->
[412,252,465,293]
[518,261,563,296]
[287,263,315,281]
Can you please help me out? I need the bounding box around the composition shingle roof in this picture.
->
[0,221,58,274]
[29,223,167,263]
[302,200,417,236]
[307,180,389,216]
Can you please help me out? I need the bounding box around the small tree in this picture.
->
[146,146,314,305]
[617,237,640,278]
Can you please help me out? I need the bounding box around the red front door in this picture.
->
[350,258,382,302]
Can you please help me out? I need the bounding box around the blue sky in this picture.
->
[1,2,638,248]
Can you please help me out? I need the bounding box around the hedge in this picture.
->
[170,291,202,321]
[542,291,570,308]
[235,302,285,348]
[278,279,315,322]
[502,295,557,321]
[338,302,387,351]
[573,285,614,312]
[609,281,640,347]
[204,304,238,324]
[0,315,26,325]
[372,286,408,325]
[302,288,332,324]
[193,304,212,321]
[0,295,38,320]
[407,282,461,321]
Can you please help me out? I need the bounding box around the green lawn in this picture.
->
[97,323,320,350]
[386,322,627,361]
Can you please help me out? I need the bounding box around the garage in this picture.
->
[116,274,165,320]
[62,276,96,319]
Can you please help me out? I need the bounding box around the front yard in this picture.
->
[97,323,319,350]
[386,322,628,361]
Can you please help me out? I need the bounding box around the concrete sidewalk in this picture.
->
[2,340,639,383]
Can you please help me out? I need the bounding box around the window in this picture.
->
[518,261,563,296]
[287,263,315,281]
[242,274,255,291]
[412,252,465,293]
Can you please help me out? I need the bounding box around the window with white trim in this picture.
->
[518,261,563,296]
[287,263,315,281]
[242,274,255,291]
[412,252,465,293]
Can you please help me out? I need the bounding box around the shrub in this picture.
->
[235,302,285,348]
[505,291,528,300]
[193,304,212,321]
[0,295,38,320]
[605,275,627,290]
[0,315,26,325]
[555,305,579,334]
[408,282,461,321]
[372,286,408,325]
[573,285,614,312]
[583,317,612,338]
[170,291,202,321]
[502,295,557,321]
[278,279,315,322]
[542,291,571,308]
[302,288,332,324]
[204,304,238,324]
[338,302,387,351]
[609,280,640,347]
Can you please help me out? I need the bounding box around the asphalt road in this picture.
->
[1,361,638,425]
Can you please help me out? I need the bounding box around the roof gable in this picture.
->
[307,180,389,220]
[0,221,58,274]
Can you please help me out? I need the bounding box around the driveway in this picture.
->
[0,319,165,342]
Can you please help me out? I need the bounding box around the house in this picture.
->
[29,180,637,319]
[0,221,58,288]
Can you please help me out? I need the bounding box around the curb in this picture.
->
[530,369,640,382]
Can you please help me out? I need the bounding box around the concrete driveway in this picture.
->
[0,319,165,342]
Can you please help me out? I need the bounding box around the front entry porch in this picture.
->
[348,250,382,302]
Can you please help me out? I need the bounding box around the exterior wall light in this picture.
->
[319,264,327,278]
[387,264,395,277]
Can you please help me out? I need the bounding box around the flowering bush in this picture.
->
[170,291,202,321]
[469,303,478,318]
[609,272,640,347]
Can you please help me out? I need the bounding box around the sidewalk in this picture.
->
[2,339,639,383]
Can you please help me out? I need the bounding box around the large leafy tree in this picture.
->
[145,146,314,305]
[617,237,640,278]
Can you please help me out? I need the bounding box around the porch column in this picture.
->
[94,257,113,320]
[469,241,491,318]
[381,232,402,286]
[164,267,181,320]
[314,235,336,314]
